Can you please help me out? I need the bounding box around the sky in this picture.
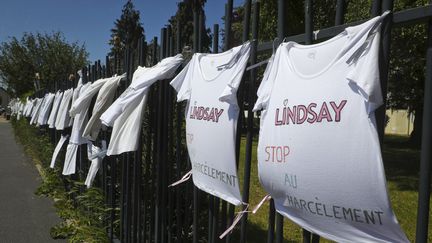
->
[0,0,243,63]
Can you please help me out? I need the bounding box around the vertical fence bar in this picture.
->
[127,47,134,243]
[155,28,167,243]
[375,0,393,144]
[149,36,158,243]
[175,20,184,243]
[277,0,286,42]
[239,0,252,242]
[167,27,174,243]
[210,24,220,243]
[193,2,200,242]
[303,0,313,241]
[224,0,233,51]
[372,0,382,17]
[162,26,170,243]
[305,0,313,44]
[220,1,233,236]
[267,199,276,243]
[268,1,289,241]
[335,0,345,25]
[416,2,432,242]
[199,4,213,240]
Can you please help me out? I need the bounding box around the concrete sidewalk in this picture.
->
[0,118,65,243]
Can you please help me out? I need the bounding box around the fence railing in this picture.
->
[27,0,432,242]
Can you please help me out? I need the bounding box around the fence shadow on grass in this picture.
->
[382,135,420,192]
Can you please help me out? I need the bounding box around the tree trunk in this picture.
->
[410,107,423,148]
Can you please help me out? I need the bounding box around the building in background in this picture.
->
[0,87,10,108]
[385,109,414,136]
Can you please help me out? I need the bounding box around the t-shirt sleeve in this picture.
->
[346,23,383,113]
[170,55,195,102]
[219,42,251,105]
[159,54,184,80]
[252,52,277,112]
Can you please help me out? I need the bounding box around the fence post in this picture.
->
[415,3,432,242]
[376,0,393,145]
[192,2,200,242]
[238,0,253,242]
[335,0,345,25]
[162,26,171,243]
[302,0,314,242]
[277,0,286,42]
[209,24,220,243]
[174,20,184,243]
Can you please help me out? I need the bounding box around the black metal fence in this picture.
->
[30,0,432,242]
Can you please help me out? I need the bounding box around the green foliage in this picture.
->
[11,117,110,242]
[109,0,145,55]
[0,32,88,97]
[168,0,211,52]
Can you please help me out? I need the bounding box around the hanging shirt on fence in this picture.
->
[23,98,31,117]
[62,80,91,175]
[83,73,125,141]
[37,93,55,126]
[63,75,124,176]
[26,98,36,118]
[50,135,69,168]
[100,54,184,156]
[48,91,64,129]
[55,88,74,130]
[32,95,47,125]
[30,97,43,125]
[253,12,408,243]
[170,43,250,206]
[84,141,107,188]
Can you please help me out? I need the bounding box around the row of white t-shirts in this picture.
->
[63,75,124,175]
[18,12,409,242]
[60,53,183,177]
[100,54,184,156]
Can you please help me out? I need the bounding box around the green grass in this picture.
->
[233,134,431,242]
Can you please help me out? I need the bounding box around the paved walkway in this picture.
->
[0,117,65,243]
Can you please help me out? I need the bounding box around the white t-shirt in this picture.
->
[101,54,184,156]
[55,88,74,130]
[26,98,37,118]
[37,93,55,126]
[253,13,408,242]
[84,141,107,188]
[170,43,250,206]
[68,82,92,145]
[23,99,30,117]
[82,74,125,141]
[30,97,43,125]
[48,91,64,129]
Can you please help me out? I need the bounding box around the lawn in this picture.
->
[232,134,431,242]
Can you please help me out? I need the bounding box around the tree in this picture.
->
[228,0,304,46]
[386,0,428,145]
[109,0,145,56]
[168,0,211,52]
[0,32,88,97]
